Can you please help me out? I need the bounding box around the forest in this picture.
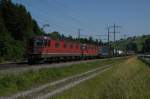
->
[0,0,44,62]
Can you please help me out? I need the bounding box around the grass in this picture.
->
[53,57,150,99]
[138,57,150,66]
[0,57,126,96]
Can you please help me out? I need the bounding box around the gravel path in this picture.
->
[0,64,112,99]
[36,67,111,99]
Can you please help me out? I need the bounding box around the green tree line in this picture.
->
[0,0,43,62]
[47,31,102,45]
[115,35,150,54]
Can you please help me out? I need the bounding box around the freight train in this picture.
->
[27,36,100,64]
[27,36,124,64]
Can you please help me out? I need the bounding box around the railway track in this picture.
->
[0,56,127,72]
[0,59,102,73]
[0,62,27,70]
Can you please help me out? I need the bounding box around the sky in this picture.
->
[12,0,150,41]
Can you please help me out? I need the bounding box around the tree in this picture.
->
[48,31,61,39]
[142,38,150,53]
[1,0,43,40]
[32,19,43,36]
[68,35,73,40]
[88,36,94,44]
[0,0,44,61]
[126,42,138,53]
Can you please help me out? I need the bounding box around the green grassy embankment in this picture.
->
[0,57,127,96]
[53,57,150,99]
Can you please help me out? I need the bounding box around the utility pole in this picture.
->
[106,27,110,56]
[113,24,116,42]
[123,34,127,55]
[78,29,83,57]
[109,23,121,55]
[78,29,81,40]
[107,27,110,47]
[111,23,121,43]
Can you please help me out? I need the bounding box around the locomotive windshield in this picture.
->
[34,39,44,47]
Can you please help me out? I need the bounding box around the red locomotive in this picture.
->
[27,36,100,64]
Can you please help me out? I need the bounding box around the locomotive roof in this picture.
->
[31,36,80,43]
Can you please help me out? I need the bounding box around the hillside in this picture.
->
[114,35,150,53]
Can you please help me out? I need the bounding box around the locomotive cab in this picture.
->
[27,36,49,64]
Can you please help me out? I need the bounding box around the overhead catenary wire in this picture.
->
[15,0,106,40]
[49,0,100,33]
[40,0,100,38]
[18,0,81,34]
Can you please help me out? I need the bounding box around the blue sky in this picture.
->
[12,0,150,41]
